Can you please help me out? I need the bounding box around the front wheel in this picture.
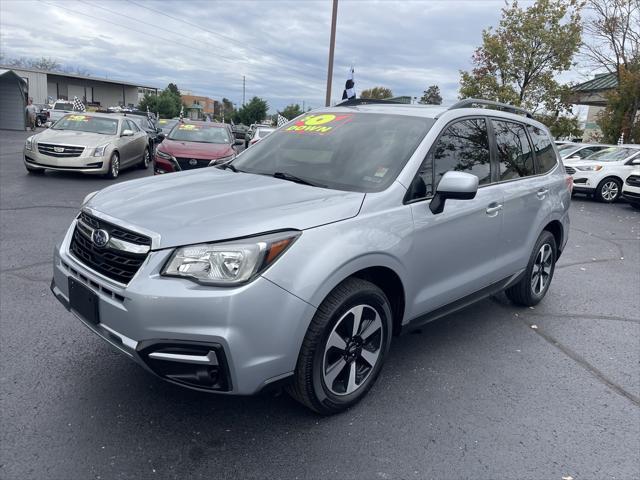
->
[139,148,150,169]
[505,231,557,307]
[105,152,120,179]
[595,177,622,203]
[287,278,392,415]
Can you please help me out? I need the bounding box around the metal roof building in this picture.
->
[0,65,158,109]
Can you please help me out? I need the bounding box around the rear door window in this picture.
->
[527,125,558,174]
[492,120,535,180]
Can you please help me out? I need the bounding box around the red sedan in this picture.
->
[154,121,240,174]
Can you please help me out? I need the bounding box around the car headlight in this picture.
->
[25,137,33,151]
[82,190,99,205]
[208,153,236,167]
[156,148,173,160]
[93,144,109,157]
[162,231,301,286]
[576,165,603,171]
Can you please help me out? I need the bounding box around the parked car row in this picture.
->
[562,143,640,203]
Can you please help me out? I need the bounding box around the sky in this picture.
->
[0,0,593,114]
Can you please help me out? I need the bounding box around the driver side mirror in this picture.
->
[157,132,165,140]
[429,171,479,215]
[632,158,640,165]
[121,129,134,137]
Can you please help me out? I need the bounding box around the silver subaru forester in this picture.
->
[51,99,571,414]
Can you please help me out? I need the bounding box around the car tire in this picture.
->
[139,148,150,169]
[287,278,392,415]
[25,164,44,174]
[505,230,557,307]
[106,152,120,179]
[595,177,622,203]
[36,117,42,127]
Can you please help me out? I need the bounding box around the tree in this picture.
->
[280,104,303,120]
[459,0,583,113]
[166,83,180,96]
[138,84,182,118]
[535,113,584,138]
[583,0,640,143]
[218,98,235,122]
[418,85,443,105]
[360,87,393,100]
[597,67,640,143]
[233,96,268,125]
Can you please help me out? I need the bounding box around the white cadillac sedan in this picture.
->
[24,112,150,179]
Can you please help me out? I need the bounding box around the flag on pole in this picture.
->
[277,114,289,127]
[72,96,86,112]
[342,66,355,101]
[179,105,184,122]
[618,133,624,145]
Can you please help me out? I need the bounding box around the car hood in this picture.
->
[159,139,234,159]
[86,168,365,249]
[35,129,114,147]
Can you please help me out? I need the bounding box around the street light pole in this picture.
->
[325,0,338,107]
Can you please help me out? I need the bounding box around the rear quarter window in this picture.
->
[527,125,558,174]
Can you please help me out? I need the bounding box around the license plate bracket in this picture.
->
[68,277,99,325]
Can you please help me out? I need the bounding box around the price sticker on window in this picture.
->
[284,113,353,135]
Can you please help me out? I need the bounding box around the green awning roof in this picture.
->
[572,72,618,92]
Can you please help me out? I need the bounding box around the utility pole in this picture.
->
[302,100,305,111]
[325,0,338,107]
[242,76,246,106]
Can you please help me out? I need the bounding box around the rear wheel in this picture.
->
[287,278,392,415]
[595,177,622,203]
[505,231,557,307]
[106,152,120,179]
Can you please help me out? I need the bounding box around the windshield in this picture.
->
[232,112,435,192]
[556,143,577,152]
[159,119,178,132]
[168,124,231,143]
[52,115,119,135]
[54,102,74,111]
[584,147,639,162]
[255,128,275,138]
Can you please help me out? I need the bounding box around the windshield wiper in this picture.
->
[272,171,326,188]
[215,163,240,172]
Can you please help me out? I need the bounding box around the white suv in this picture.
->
[565,145,640,202]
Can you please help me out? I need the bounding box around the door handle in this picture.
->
[536,188,549,198]
[486,203,503,216]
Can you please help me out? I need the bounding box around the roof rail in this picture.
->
[449,98,533,118]
[336,98,407,107]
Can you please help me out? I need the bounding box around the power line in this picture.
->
[124,0,325,82]
[35,0,234,98]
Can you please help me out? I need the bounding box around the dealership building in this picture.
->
[0,65,157,109]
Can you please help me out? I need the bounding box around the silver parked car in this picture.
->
[24,112,151,178]
[50,99,571,414]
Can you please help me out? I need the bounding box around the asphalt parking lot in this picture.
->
[1,128,639,480]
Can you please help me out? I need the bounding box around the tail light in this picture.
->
[565,175,573,193]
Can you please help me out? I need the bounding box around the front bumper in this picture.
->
[50,219,316,394]
[24,148,109,174]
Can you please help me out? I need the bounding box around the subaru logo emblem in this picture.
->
[54,146,65,153]
[189,158,198,166]
[92,229,110,248]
